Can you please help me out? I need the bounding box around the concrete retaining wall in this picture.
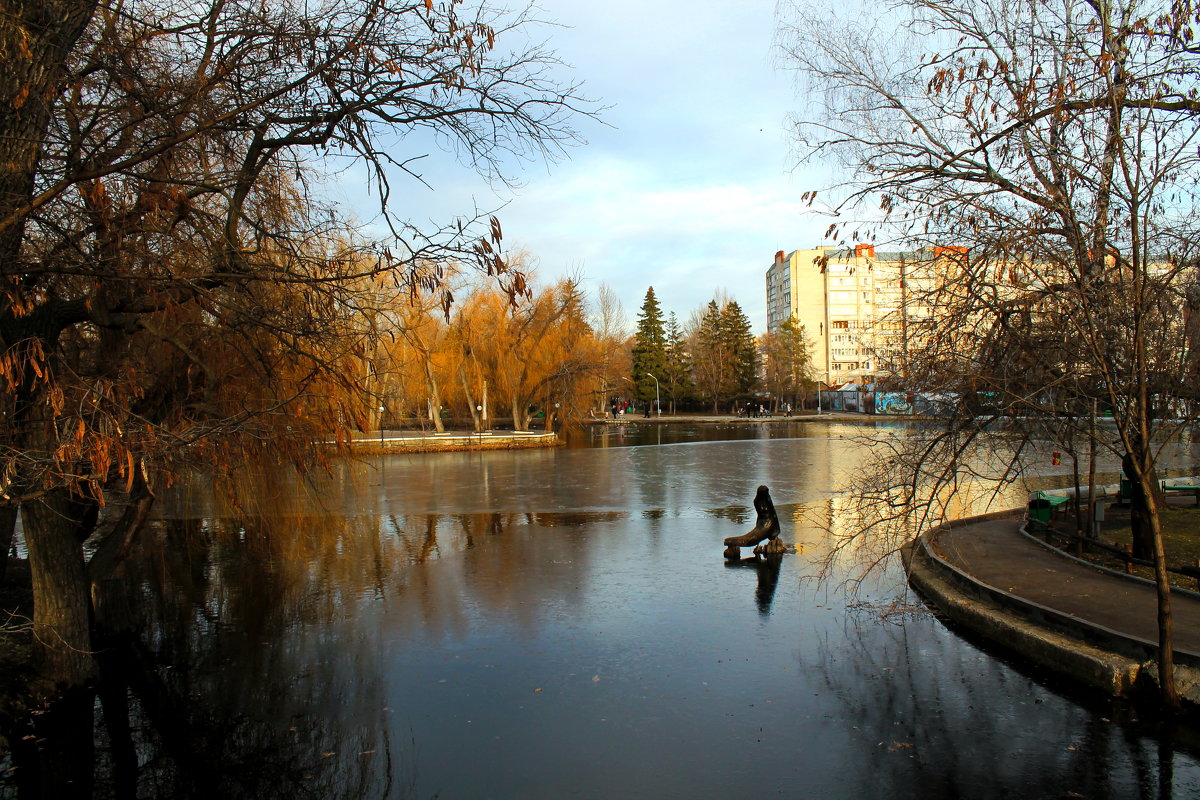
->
[347,432,557,454]
[906,533,1143,695]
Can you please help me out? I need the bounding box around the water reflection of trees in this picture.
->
[8,631,405,800]
[7,503,620,798]
[120,504,606,646]
[814,609,1193,798]
[705,505,750,525]
[15,510,415,798]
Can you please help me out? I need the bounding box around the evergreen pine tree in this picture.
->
[630,287,668,411]
[662,312,693,413]
[692,299,730,413]
[720,301,759,397]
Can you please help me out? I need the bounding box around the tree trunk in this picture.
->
[0,1,98,257]
[1086,399,1098,538]
[1141,479,1180,710]
[511,398,529,431]
[1124,440,1179,709]
[424,365,444,433]
[22,489,98,688]
[1124,451,1161,560]
[1,5,101,683]
[1070,448,1083,537]
[458,362,482,432]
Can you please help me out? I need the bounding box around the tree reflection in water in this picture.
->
[815,606,1200,799]
[9,510,435,800]
[5,502,627,798]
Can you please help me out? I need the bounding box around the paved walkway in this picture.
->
[929,515,1200,661]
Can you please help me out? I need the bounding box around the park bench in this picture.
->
[1160,480,1200,506]
[1027,490,1070,527]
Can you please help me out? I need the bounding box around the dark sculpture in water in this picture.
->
[723,485,784,560]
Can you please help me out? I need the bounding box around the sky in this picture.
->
[336,0,836,333]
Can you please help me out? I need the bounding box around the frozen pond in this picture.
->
[6,420,1200,798]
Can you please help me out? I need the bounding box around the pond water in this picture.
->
[5,420,1200,798]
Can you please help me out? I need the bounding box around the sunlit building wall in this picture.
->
[766,245,927,387]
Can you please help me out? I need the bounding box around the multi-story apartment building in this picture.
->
[766,245,936,387]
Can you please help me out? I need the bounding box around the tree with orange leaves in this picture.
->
[0,0,589,689]
[447,276,603,431]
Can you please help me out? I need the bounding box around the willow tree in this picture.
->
[385,276,459,433]
[2,0,589,689]
[461,277,603,431]
[780,0,1200,708]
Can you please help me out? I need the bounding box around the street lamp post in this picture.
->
[378,405,385,448]
[645,372,660,417]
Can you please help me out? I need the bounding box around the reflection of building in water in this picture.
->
[937,478,1031,520]
[806,431,1050,576]
[817,494,884,573]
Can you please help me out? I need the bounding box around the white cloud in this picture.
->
[495,155,829,327]
[329,0,843,331]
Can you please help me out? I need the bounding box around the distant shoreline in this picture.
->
[581,412,894,425]
[343,413,908,454]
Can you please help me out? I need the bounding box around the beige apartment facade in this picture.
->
[766,245,934,387]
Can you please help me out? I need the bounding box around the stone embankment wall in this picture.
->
[347,432,557,454]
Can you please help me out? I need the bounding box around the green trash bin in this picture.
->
[1028,496,1053,524]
